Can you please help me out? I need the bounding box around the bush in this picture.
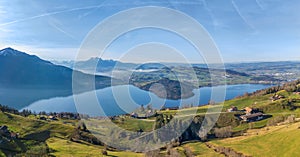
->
[214,126,232,138]
[101,150,108,156]
[216,113,239,128]
[144,149,160,157]
[183,147,195,157]
[267,116,285,126]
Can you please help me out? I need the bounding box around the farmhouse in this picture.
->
[244,107,260,115]
[270,94,285,101]
[227,106,238,112]
[240,112,265,122]
[160,106,179,111]
[130,112,138,118]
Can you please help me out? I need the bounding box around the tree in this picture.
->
[77,121,87,132]
[146,104,153,111]
[140,104,145,112]
[198,128,208,141]
[209,100,216,105]
[144,149,160,157]
[102,145,108,156]
[214,126,232,138]
[154,114,165,129]
[166,144,173,155]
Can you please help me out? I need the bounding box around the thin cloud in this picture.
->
[49,21,76,40]
[0,5,109,27]
[255,0,265,10]
[0,1,210,28]
[231,0,255,30]
[78,0,109,19]
[201,0,221,28]
[0,27,12,33]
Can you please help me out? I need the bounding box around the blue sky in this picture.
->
[0,0,300,63]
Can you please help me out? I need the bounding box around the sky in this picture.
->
[0,0,300,63]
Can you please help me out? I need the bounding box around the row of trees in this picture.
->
[241,79,300,97]
[0,104,87,120]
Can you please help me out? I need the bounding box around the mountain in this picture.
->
[53,57,136,73]
[135,63,167,70]
[0,47,112,90]
[138,78,195,99]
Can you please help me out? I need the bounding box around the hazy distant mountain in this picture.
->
[53,57,137,73]
[0,48,112,90]
[135,63,167,70]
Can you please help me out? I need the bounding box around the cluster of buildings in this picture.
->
[38,115,58,121]
[227,106,267,122]
[37,112,84,121]
[130,109,157,119]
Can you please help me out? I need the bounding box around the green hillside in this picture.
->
[210,121,300,157]
[0,111,142,156]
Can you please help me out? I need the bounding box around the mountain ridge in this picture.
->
[0,47,112,90]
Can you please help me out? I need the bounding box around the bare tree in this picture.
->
[214,126,232,138]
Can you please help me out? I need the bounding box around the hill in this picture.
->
[0,108,143,156]
[0,48,112,90]
[209,121,300,156]
[53,57,136,73]
[129,66,259,99]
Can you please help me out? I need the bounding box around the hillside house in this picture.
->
[227,106,238,112]
[48,116,58,121]
[130,111,157,119]
[130,112,138,118]
[39,116,47,121]
[160,106,179,111]
[240,112,265,122]
[270,94,285,101]
[244,107,260,115]
[10,132,18,139]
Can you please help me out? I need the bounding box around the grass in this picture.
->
[211,121,300,157]
[232,119,268,133]
[179,142,224,157]
[222,94,273,110]
[47,137,103,157]
[0,111,77,156]
[47,137,143,157]
[0,112,74,138]
[0,111,144,156]
[0,151,5,157]
[112,117,154,132]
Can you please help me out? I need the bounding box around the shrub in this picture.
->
[144,149,160,157]
[101,150,108,156]
[214,126,232,138]
[267,116,285,126]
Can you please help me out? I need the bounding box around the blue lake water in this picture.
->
[20,84,272,116]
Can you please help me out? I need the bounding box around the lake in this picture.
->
[10,84,272,116]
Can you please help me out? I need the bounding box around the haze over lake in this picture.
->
[2,84,272,116]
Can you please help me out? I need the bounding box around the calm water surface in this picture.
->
[15,84,272,116]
